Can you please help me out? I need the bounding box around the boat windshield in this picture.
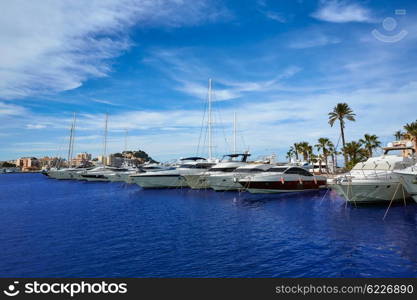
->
[236,168,266,173]
[179,163,215,169]
[267,167,288,173]
[352,161,410,171]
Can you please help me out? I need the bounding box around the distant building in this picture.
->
[15,157,41,172]
[39,156,61,168]
[71,152,92,166]
[97,155,109,165]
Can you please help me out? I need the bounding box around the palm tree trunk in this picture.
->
[339,119,347,167]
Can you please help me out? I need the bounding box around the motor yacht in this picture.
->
[328,144,416,204]
[394,163,417,203]
[79,166,130,182]
[207,163,273,191]
[47,166,92,180]
[239,165,327,193]
[183,153,251,189]
[129,157,215,189]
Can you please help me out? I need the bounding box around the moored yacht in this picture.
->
[207,163,272,191]
[183,153,251,189]
[328,144,416,204]
[130,157,215,189]
[394,163,417,203]
[47,166,92,180]
[239,165,327,193]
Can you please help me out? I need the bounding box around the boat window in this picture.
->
[195,163,216,169]
[267,167,288,173]
[179,164,194,168]
[237,168,265,173]
[284,167,313,176]
[209,167,237,172]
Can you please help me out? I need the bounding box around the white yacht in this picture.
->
[129,157,215,189]
[239,165,327,193]
[328,144,416,204]
[207,163,272,191]
[183,153,251,189]
[47,166,92,180]
[395,163,417,203]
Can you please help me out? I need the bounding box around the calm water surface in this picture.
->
[1,173,417,277]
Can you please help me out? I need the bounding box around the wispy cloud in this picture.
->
[0,102,27,116]
[0,0,229,100]
[26,124,47,130]
[288,31,340,48]
[312,0,373,23]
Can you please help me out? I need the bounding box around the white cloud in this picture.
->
[0,0,229,99]
[26,124,47,130]
[265,12,287,23]
[0,102,26,115]
[288,32,340,48]
[312,0,373,23]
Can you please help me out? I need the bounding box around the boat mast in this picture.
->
[103,113,108,165]
[233,112,237,154]
[208,78,213,159]
[71,113,77,166]
[67,112,76,167]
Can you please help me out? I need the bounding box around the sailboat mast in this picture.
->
[103,113,108,164]
[208,78,212,159]
[233,112,236,154]
[67,112,76,167]
[70,112,77,166]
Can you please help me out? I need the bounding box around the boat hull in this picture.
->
[240,180,327,194]
[80,174,110,182]
[182,174,210,189]
[329,181,409,203]
[207,175,242,191]
[395,173,417,203]
[130,175,188,188]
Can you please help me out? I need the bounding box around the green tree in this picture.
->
[286,147,295,162]
[394,130,403,141]
[342,141,366,169]
[298,141,311,162]
[315,137,333,173]
[328,103,356,167]
[404,120,417,150]
[359,134,381,158]
[293,143,301,160]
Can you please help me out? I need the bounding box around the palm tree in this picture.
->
[342,141,366,169]
[293,143,301,161]
[298,141,311,162]
[327,140,336,173]
[328,103,356,167]
[315,137,332,173]
[394,130,403,141]
[404,120,417,151]
[359,134,381,158]
[286,147,295,162]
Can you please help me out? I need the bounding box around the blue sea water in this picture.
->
[0,173,417,278]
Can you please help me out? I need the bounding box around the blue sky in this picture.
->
[1,0,417,162]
